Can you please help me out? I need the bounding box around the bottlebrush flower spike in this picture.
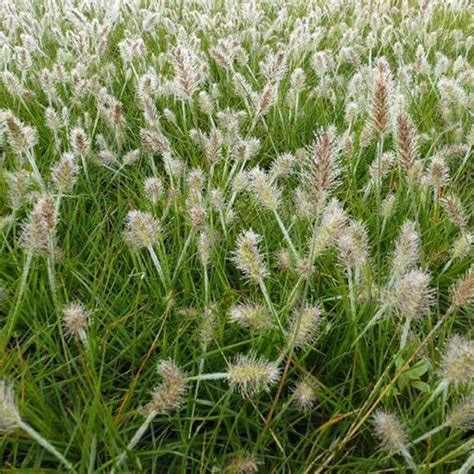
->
[249,167,281,211]
[440,334,474,387]
[19,194,57,256]
[396,111,420,181]
[232,230,268,283]
[171,45,201,101]
[143,360,188,415]
[312,198,347,256]
[292,378,317,411]
[451,232,472,261]
[70,126,90,157]
[449,266,474,310]
[0,381,21,434]
[372,410,409,455]
[123,210,160,249]
[307,126,341,207]
[225,452,261,473]
[382,270,434,319]
[51,153,78,193]
[144,177,163,204]
[229,303,273,331]
[287,306,322,348]
[447,398,474,431]
[4,110,37,156]
[337,220,369,269]
[371,59,391,136]
[441,194,468,229]
[391,221,420,278]
[427,156,450,189]
[63,302,90,342]
[227,354,280,395]
[140,126,171,156]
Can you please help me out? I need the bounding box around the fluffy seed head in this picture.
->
[337,220,368,269]
[197,228,211,267]
[451,232,472,260]
[171,46,201,101]
[396,111,420,181]
[382,270,434,319]
[427,156,450,189]
[371,60,391,135]
[51,153,78,193]
[5,169,34,210]
[249,167,281,211]
[225,453,260,473]
[232,230,268,283]
[381,193,396,219]
[450,266,474,310]
[123,149,140,165]
[292,378,316,411]
[231,171,250,193]
[4,111,37,155]
[391,221,420,278]
[123,210,160,248]
[441,334,474,386]
[140,127,171,156]
[144,177,163,204]
[70,127,90,157]
[307,127,340,206]
[63,302,90,340]
[287,306,322,348]
[19,194,57,256]
[229,303,272,331]
[441,194,467,229]
[447,398,474,431]
[144,360,188,415]
[271,153,296,179]
[228,354,280,395]
[312,198,347,256]
[372,409,408,454]
[255,82,275,116]
[369,152,394,186]
[0,381,21,434]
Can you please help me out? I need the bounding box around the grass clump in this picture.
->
[0,0,473,472]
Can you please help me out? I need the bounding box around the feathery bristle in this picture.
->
[0,381,21,434]
[447,398,474,431]
[382,270,434,319]
[227,354,280,395]
[288,306,322,348]
[337,220,368,269]
[250,167,281,211]
[19,194,57,256]
[441,194,468,229]
[307,127,340,206]
[372,410,408,454]
[292,378,316,411]
[391,221,420,278]
[225,453,261,473]
[450,266,474,309]
[371,61,391,135]
[123,210,160,249]
[144,360,188,415]
[396,111,420,181]
[229,303,273,330]
[63,302,90,340]
[441,334,474,386]
[232,230,268,283]
[51,153,78,193]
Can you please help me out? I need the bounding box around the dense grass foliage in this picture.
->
[0,0,473,472]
